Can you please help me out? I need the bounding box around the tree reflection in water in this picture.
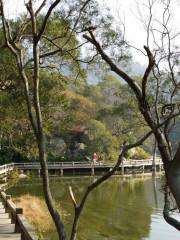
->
[7,175,168,240]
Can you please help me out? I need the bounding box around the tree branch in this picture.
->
[69,107,180,239]
[69,186,78,208]
[0,0,39,138]
[142,46,155,101]
[35,0,47,15]
[70,145,128,240]
[83,31,142,101]
[61,0,92,49]
[36,0,62,42]
[163,185,180,231]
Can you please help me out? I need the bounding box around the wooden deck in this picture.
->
[0,191,37,240]
[0,198,20,240]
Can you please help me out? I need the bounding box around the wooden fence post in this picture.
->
[14,208,23,233]
[5,195,11,209]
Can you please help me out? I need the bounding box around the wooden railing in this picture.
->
[0,158,163,171]
[0,163,15,175]
[0,191,38,240]
[123,158,162,166]
[14,158,163,168]
[15,162,103,169]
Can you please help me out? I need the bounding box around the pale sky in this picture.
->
[101,0,148,62]
[101,0,180,63]
[4,0,180,63]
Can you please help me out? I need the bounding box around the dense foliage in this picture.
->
[0,11,154,163]
[0,66,153,162]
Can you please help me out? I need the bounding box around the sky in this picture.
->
[4,0,180,64]
[100,0,147,57]
[100,0,180,63]
[5,0,147,49]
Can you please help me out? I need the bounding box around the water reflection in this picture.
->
[7,175,180,240]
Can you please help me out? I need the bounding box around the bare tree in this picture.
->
[0,0,97,239]
[0,1,131,239]
[83,0,180,231]
[0,0,69,238]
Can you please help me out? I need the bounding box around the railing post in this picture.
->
[38,169,41,177]
[21,231,26,240]
[91,167,94,175]
[5,195,11,210]
[14,208,23,234]
[14,208,23,233]
[121,163,124,175]
[142,165,144,174]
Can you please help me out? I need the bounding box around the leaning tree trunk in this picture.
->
[33,39,67,240]
[83,28,180,232]
[167,145,180,209]
[38,133,67,239]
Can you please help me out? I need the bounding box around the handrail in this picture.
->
[0,159,163,173]
[14,158,163,167]
[0,191,38,240]
[0,163,14,170]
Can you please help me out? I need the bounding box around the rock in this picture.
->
[48,137,66,156]
[75,143,85,151]
[19,173,28,179]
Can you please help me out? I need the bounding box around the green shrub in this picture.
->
[127,147,150,159]
[87,120,119,162]
[7,167,19,179]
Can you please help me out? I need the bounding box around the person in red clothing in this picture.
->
[92,152,98,163]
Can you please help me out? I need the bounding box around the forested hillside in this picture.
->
[0,67,152,163]
[0,4,178,165]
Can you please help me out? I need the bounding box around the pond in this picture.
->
[7,175,180,240]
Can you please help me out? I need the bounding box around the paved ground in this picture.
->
[0,201,20,240]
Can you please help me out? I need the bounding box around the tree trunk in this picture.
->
[167,145,180,210]
[70,208,80,240]
[38,133,67,240]
[33,40,67,239]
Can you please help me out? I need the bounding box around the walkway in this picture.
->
[15,158,163,175]
[0,197,20,240]
[0,191,37,240]
[0,160,163,177]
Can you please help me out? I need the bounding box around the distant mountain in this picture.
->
[129,62,146,76]
[87,61,145,84]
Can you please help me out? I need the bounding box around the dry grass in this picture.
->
[13,195,56,233]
